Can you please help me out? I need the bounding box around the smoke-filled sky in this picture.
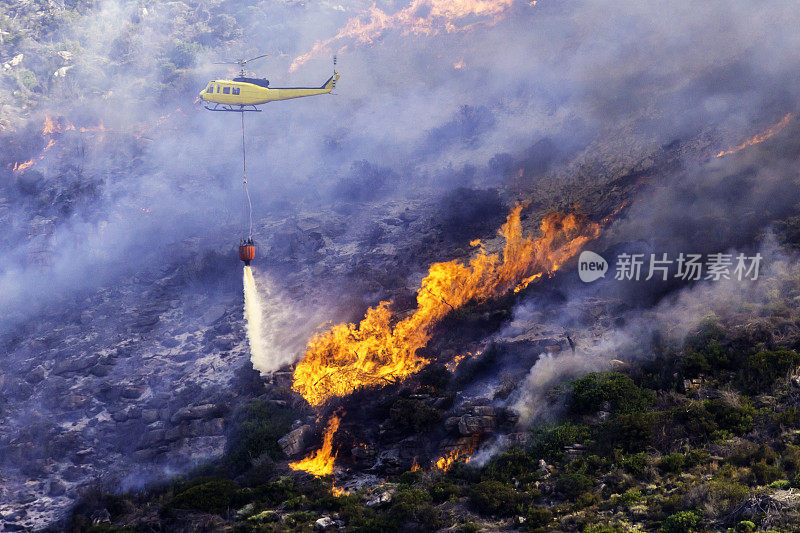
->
[2,0,800,336]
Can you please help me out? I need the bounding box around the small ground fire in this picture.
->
[289,413,342,476]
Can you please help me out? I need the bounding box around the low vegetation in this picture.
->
[68,319,800,531]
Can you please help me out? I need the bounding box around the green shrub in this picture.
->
[17,68,39,91]
[583,526,626,533]
[679,350,711,378]
[671,402,718,441]
[739,350,800,394]
[389,398,442,433]
[250,478,301,507]
[601,412,656,453]
[570,372,655,415]
[225,400,296,473]
[167,478,238,515]
[555,472,592,499]
[389,489,441,528]
[622,452,650,477]
[284,510,316,527]
[681,339,738,379]
[399,469,422,486]
[774,406,800,427]
[752,461,782,485]
[706,480,750,515]
[660,510,701,532]
[768,479,790,489]
[705,398,755,435]
[525,507,552,528]
[735,521,756,533]
[484,447,542,484]
[530,422,592,461]
[660,453,687,473]
[783,444,800,473]
[618,489,643,505]
[469,480,519,516]
[429,480,460,503]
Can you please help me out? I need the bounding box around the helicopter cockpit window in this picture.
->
[206,84,214,93]
[232,87,240,95]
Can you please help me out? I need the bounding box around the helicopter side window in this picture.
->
[216,85,220,93]
[232,87,240,95]
[222,87,231,94]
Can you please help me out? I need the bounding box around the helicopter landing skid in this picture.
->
[204,103,262,112]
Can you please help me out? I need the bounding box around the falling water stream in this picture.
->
[243,265,268,371]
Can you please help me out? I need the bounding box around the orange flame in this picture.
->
[716,113,792,157]
[435,447,472,470]
[42,115,104,135]
[445,353,469,372]
[10,160,34,174]
[290,0,519,71]
[77,121,105,133]
[292,205,601,406]
[289,414,342,476]
[42,116,58,135]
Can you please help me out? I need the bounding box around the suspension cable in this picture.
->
[241,111,253,239]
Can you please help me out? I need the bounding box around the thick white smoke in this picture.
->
[511,238,795,426]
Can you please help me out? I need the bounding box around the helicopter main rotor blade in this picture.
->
[242,53,271,64]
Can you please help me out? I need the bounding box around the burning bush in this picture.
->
[293,205,601,406]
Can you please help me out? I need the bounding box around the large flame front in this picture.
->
[289,414,342,476]
[290,0,519,71]
[716,113,792,158]
[292,205,601,406]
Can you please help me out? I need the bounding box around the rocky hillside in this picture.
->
[3,0,800,531]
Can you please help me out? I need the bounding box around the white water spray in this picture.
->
[243,265,270,373]
[242,265,317,374]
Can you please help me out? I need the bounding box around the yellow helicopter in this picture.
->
[201,54,339,112]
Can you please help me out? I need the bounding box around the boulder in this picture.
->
[458,414,496,435]
[366,491,392,508]
[314,516,335,530]
[137,429,166,449]
[120,384,146,399]
[53,355,98,375]
[170,404,219,423]
[25,365,46,384]
[278,424,313,457]
[48,479,67,496]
